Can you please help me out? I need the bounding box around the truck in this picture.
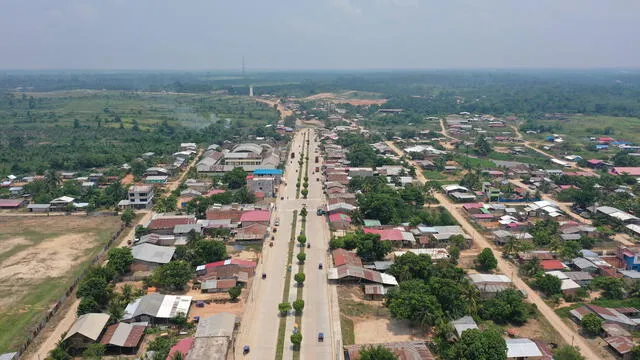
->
[315,156,319,163]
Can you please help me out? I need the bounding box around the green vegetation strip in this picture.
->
[295,132,306,199]
[275,210,298,360]
[292,215,307,360]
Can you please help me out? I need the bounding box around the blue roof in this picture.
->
[596,144,609,149]
[254,169,283,175]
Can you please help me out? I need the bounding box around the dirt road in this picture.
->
[254,98,293,120]
[387,142,603,360]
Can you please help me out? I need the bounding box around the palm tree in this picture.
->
[503,236,518,257]
[460,282,480,316]
[107,300,125,324]
[45,170,61,191]
[120,284,135,305]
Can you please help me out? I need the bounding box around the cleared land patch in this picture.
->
[0,215,121,353]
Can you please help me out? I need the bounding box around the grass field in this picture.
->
[5,91,278,130]
[0,215,121,353]
[522,115,640,152]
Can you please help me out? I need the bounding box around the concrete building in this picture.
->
[118,185,154,210]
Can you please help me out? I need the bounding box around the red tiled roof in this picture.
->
[329,213,351,223]
[612,167,640,176]
[587,159,604,165]
[332,248,363,268]
[240,210,270,223]
[540,259,566,270]
[148,217,196,230]
[363,228,403,241]
[233,223,268,240]
[201,259,257,269]
[204,189,226,197]
[0,199,25,207]
[167,337,194,359]
[463,203,484,209]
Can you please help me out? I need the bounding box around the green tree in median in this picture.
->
[293,299,305,315]
[297,252,306,264]
[581,313,603,336]
[279,302,291,315]
[290,332,302,350]
[359,345,398,360]
[297,234,307,246]
[294,272,306,286]
[477,248,497,271]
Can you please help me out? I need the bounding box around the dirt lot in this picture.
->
[0,215,121,353]
[337,285,427,345]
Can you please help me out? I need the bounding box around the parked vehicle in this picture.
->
[307,243,310,249]
[318,263,323,270]
[262,273,267,279]
[318,332,324,342]
[243,345,250,354]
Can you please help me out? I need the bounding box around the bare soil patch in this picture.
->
[0,215,121,352]
[337,285,427,345]
[304,93,335,100]
[337,99,387,106]
[0,234,93,281]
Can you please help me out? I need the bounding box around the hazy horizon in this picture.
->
[1,0,639,70]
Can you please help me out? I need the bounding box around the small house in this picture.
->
[63,313,110,349]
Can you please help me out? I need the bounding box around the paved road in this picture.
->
[386,142,603,360]
[235,130,306,359]
[300,130,334,360]
[236,128,337,360]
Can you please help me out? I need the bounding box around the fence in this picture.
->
[15,222,126,357]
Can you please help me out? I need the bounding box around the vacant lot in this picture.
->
[0,215,121,353]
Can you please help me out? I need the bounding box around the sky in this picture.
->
[1,0,639,70]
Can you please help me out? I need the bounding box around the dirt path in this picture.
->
[29,300,79,360]
[386,142,603,360]
[253,98,292,120]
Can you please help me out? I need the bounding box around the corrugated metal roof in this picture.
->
[506,338,542,358]
[195,312,236,338]
[101,322,147,347]
[605,336,635,355]
[131,243,175,264]
[64,313,109,341]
